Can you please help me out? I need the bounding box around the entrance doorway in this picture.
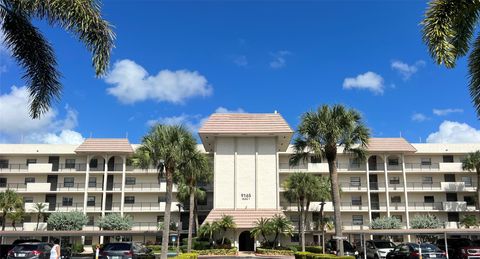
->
[239,231,255,251]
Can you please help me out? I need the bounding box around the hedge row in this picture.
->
[190,248,237,255]
[256,248,295,255]
[294,252,355,259]
[292,246,324,253]
[172,253,198,259]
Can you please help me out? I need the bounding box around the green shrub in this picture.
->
[71,243,84,253]
[190,248,237,255]
[293,246,323,253]
[294,252,354,259]
[177,253,198,259]
[295,252,312,259]
[146,245,162,252]
[256,248,294,255]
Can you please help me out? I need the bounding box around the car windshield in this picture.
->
[14,245,39,251]
[375,241,396,249]
[412,244,440,252]
[103,243,131,251]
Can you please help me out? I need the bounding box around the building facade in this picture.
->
[0,113,479,248]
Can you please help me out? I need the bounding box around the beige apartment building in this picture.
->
[0,113,479,249]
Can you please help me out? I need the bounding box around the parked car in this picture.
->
[326,239,360,258]
[365,240,397,259]
[386,243,446,259]
[436,238,480,259]
[7,243,52,259]
[98,242,152,259]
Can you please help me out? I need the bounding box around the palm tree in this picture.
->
[290,104,370,255]
[198,221,219,243]
[8,210,24,230]
[462,151,480,210]
[316,176,332,253]
[0,0,115,118]
[175,151,212,253]
[0,190,23,230]
[133,124,197,259]
[422,1,480,117]
[270,214,294,248]
[282,172,322,252]
[33,202,47,231]
[217,214,236,245]
[250,218,273,246]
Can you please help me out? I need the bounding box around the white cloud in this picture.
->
[269,50,291,69]
[148,107,245,134]
[26,130,85,144]
[411,113,428,122]
[233,55,248,67]
[105,59,213,104]
[342,71,384,94]
[432,108,464,116]
[426,121,480,143]
[391,60,425,80]
[0,86,84,144]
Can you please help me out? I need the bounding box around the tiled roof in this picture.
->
[199,113,293,134]
[203,209,286,228]
[367,138,417,152]
[75,138,134,154]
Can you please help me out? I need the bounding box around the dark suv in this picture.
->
[99,243,152,259]
[436,238,480,259]
[326,239,359,258]
[7,243,51,259]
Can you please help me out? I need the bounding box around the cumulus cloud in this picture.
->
[0,86,84,144]
[433,108,464,116]
[426,121,480,143]
[342,71,384,94]
[391,60,425,80]
[105,59,213,104]
[411,113,428,122]
[269,50,291,69]
[233,55,248,67]
[214,107,245,113]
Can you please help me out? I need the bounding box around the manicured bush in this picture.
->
[294,252,355,259]
[71,243,84,253]
[190,248,237,255]
[177,253,198,259]
[295,252,312,259]
[293,246,323,253]
[256,248,294,255]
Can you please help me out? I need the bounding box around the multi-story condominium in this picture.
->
[0,112,479,250]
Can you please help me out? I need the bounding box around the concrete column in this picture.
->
[83,155,90,214]
[120,156,126,216]
[384,155,390,217]
[234,138,237,209]
[101,156,108,216]
[401,154,411,241]
[275,139,280,210]
[255,137,258,209]
[366,160,372,223]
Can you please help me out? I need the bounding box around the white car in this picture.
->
[365,240,396,259]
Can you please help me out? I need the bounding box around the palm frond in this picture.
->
[469,35,480,117]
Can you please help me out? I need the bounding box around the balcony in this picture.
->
[0,164,27,172]
[408,202,442,211]
[441,182,466,192]
[279,162,307,172]
[56,183,85,191]
[123,183,162,191]
[442,201,469,212]
[439,162,463,172]
[307,163,329,172]
[58,163,87,172]
[24,202,49,212]
[339,182,368,191]
[406,182,441,191]
[28,163,52,173]
[121,202,183,212]
[405,163,440,172]
[26,183,50,192]
[2,222,47,231]
[337,163,366,171]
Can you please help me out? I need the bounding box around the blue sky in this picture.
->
[1,0,480,144]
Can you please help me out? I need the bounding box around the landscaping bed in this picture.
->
[190,248,237,255]
[256,248,295,256]
[294,252,355,259]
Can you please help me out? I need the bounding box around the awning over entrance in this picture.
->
[203,209,286,228]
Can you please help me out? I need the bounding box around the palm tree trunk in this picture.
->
[319,202,325,253]
[328,157,344,256]
[187,187,195,252]
[194,201,199,234]
[161,168,173,259]
[477,169,480,210]
[36,213,40,231]
[12,220,16,231]
[2,212,5,231]
[300,198,306,252]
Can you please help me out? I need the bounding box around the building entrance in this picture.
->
[239,231,255,251]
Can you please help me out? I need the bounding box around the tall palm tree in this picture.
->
[0,0,115,118]
[290,104,370,255]
[33,202,47,231]
[8,209,24,230]
[282,172,322,252]
[175,151,212,253]
[462,151,480,210]
[198,221,219,243]
[422,1,480,117]
[270,214,294,248]
[250,217,273,246]
[217,214,236,245]
[133,124,197,259]
[0,190,24,230]
[316,176,332,253]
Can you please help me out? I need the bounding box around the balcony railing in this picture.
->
[408,202,443,210]
[405,163,440,171]
[0,164,28,172]
[45,202,103,212]
[123,183,162,190]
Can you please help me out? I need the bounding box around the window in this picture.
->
[84,236,93,245]
[89,159,98,168]
[462,176,473,187]
[352,215,363,225]
[443,155,454,163]
[448,212,459,222]
[124,196,135,204]
[0,159,8,169]
[446,193,458,202]
[23,197,33,203]
[88,177,97,188]
[87,196,95,206]
[198,195,207,206]
[87,215,94,225]
[421,158,432,166]
[392,215,402,222]
[23,215,31,222]
[158,195,166,203]
[26,159,37,165]
[352,196,362,206]
[350,158,361,168]
[388,158,399,166]
[390,176,400,185]
[65,159,76,169]
[391,196,401,203]
[464,196,475,206]
[350,177,361,187]
[62,197,73,206]
[444,174,456,182]
[290,215,300,223]
[157,215,164,223]
[125,177,136,185]
[291,234,299,242]
[310,156,322,163]
[0,178,6,187]
[25,177,35,184]
[422,176,433,185]
[64,177,74,188]
[424,196,435,203]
